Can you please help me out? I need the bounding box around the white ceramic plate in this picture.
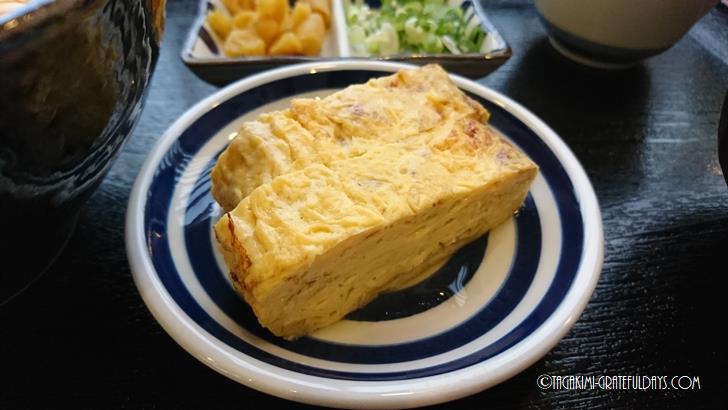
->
[126,61,603,408]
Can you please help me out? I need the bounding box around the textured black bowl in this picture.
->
[0,0,165,304]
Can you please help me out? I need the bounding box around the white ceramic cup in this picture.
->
[535,0,718,68]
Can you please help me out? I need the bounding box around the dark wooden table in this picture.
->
[2,1,726,408]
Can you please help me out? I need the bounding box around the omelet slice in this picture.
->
[214,135,537,339]
[211,64,490,212]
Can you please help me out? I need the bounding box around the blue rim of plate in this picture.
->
[127,61,603,407]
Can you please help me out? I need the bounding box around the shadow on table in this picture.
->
[500,39,652,144]
[588,211,727,406]
[498,38,655,200]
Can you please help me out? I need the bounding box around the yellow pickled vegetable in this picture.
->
[290,2,311,29]
[295,12,325,55]
[207,10,232,39]
[257,0,289,24]
[253,18,280,46]
[211,0,330,56]
[300,0,330,27]
[269,32,303,55]
[233,10,257,29]
[224,29,266,56]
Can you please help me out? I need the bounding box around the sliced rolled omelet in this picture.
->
[211,64,490,212]
[214,135,538,339]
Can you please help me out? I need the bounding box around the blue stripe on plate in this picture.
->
[144,69,583,379]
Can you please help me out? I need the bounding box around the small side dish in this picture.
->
[207,0,331,56]
[183,0,512,84]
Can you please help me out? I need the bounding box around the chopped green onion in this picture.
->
[345,0,488,56]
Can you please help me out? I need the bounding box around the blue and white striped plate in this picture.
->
[126,61,603,408]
